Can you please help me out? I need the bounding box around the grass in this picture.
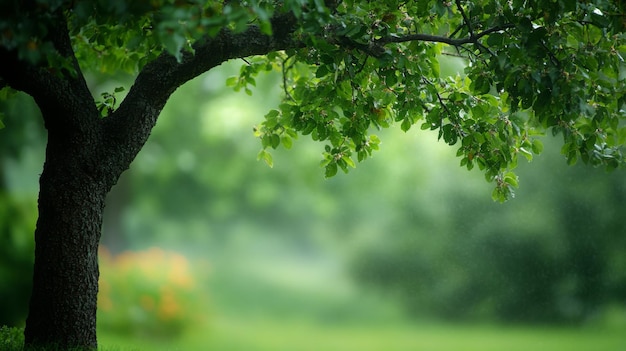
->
[199,319,625,351]
[98,317,626,351]
[5,320,625,351]
[0,326,138,351]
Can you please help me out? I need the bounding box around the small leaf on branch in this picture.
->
[531,139,544,154]
[325,162,338,178]
[257,149,274,168]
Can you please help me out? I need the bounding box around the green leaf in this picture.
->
[430,58,440,78]
[325,162,338,178]
[566,151,578,165]
[442,124,458,145]
[160,31,186,62]
[257,149,274,168]
[343,156,356,168]
[270,134,280,149]
[260,20,273,35]
[226,76,238,87]
[519,147,533,161]
[531,139,544,154]
[491,187,504,202]
[470,76,491,95]
[265,109,280,119]
[486,32,504,46]
[281,136,293,149]
[400,118,412,132]
[504,172,519,187]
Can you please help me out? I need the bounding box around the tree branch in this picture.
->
[104,12,300,175]
[375,24,515,47]
[455,0,475,38]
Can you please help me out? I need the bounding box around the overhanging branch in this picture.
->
[375,24,515,47]
[115,11,299,116]
[104,12,300,173]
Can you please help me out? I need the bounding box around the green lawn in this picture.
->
[99,319,626,351]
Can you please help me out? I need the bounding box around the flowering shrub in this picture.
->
[97,247,209,338]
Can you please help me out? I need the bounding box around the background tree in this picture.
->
[1,0,626,349]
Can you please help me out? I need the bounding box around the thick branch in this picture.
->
[103,12,299,175]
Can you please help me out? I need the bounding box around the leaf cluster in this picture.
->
[3,0,626,201]
[241,0,626,201]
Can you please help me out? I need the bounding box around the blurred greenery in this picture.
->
[1,60,626,349]
[0,93,43,327]
[1,326,141,351]
[98,322,626,351]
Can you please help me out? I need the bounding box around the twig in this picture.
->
[455,0,475,38]
[422,77,452,127]
[281,55,296,101]
[376,24,515,46]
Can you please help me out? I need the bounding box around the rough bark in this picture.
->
[25,125,111,349]
[0,7,299,350]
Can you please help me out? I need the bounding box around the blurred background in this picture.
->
[1,60,626,351]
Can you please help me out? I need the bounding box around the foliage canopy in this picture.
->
[3,1,626,348]
[2,0,626,200]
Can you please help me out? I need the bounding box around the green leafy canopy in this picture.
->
[2,0,626,201]
[246,0,626,201]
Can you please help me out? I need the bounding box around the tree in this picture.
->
[1,0,625,349]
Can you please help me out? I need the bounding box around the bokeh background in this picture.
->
[1,59,626,350]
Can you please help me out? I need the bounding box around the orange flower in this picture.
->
[158,288,180,320]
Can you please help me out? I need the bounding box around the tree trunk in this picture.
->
[23,121,115,350]
[1,6,296,349]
